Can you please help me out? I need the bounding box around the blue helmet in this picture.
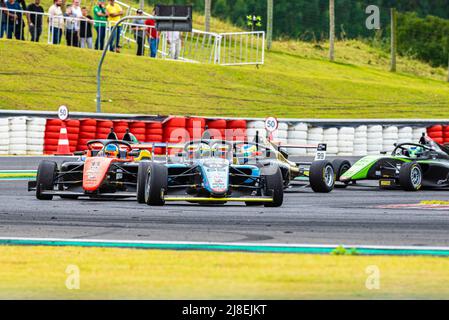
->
[104,144,119,157]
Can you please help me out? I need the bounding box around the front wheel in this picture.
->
[399,162,422,191]
[145,163,168,206]
[309,160,335,193]
[36,160,57,200]
[261,165,284,207]
[137,161,151,203]
[332,159,351,188]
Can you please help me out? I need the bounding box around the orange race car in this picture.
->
[28,139,154,201]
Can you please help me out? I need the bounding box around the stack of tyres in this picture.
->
[43,119,62,154]
[367,125,383,155]
[287,123,308,155]
[444,126,449,144]
[272,122,288,146]
[146,122,164,154]
[246,121,267,142]
[96,120,114,139]
[307,127,323,156]
[226,119,247,141]
[353,126,368,156]
[163,117,187,155]
[413,127,427,141]
[113,121,129,140]
[323,127,338,156]
[0,118,9,155]
[77,119,97,151]
[186,117,206,140]
[427,125,444,144]
[66,120,80,153]
[338,127,355,156]
[26,118,46,155]
[129,121,146,142]
[398,127,413,144]
[382,126,399,153]
[205,119,226,140]
[9,117,27,155]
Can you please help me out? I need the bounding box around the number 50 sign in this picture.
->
[264,117,278,133]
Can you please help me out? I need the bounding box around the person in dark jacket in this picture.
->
[26,0,43,42]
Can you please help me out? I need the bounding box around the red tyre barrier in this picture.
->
[66,120,80,127]
[207,119,227,129]
[187,127,205,140]
[97,120,114,128]
[80,119,97,127]
[79,132,96,139]
[46,119,62,126]
[146,134,164,142]
[147,122,163,129]
[164,117,186,128]
[186,117,206,128]
[146,128,164,135]
[163,126,188,142]
[114,126,129,133]
[227,119,247,128]
[129,121,146,129]
[428,131,443,139]
[427,125,443,133]
[45,125,62,133]
[130,128,146,135]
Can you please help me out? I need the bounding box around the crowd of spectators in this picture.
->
[0,0,182,58]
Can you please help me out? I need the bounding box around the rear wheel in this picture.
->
[36,160,57,200]
[137,161,151,203]
[261,165,284,207]
[399,162,422,191]
[145,163,168,206]
[309,160,335,193]
[332,159,351,188]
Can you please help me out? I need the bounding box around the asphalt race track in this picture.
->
[0,157,448,247]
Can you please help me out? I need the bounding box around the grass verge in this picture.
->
[0,245,448,299]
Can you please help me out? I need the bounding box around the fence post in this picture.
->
[390,8,397,72]
[329,0,335,61]
[266,0,273,50]
[205,0,211,33]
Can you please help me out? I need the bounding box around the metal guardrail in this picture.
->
[0,110,448,127]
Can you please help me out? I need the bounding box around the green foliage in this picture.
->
[397,12,449,68]
[331,246,359,256]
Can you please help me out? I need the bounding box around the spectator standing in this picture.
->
[5,0,24,40]
[71,0,81,41]
[132,9,145,56]
[79,6,93,49]
[48,0,64,44]
[93,0,107,50]
[64,5,78,46]
[167,31,181,60]
[26,0,43,42]
[106,0,122,52]
[144,8,159,58]
[0,0,7,39]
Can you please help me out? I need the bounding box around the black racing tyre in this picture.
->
[399,162,422,191]
[145,163,168,206]
[36,160,57,200]
[332,159,351,188]
[309,160,335,193]
[261,164,284,207]
[137,161,151,204]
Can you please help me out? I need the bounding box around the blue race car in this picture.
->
[136,139,285,207]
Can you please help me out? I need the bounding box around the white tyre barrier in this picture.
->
[367,125,383,154]
[307,127,323,155]
[291,123,308,131]
[272,130,288,139]
[247,121,265,129]
[338,127,354,156]
[278,122,288,131]
[413,127,427,141]
[287,131,307,140]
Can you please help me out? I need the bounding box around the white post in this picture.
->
[329,0,335,61]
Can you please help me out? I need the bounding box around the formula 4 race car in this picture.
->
[139,138,336,207]
[29,139,153,200]
[339,135,449,191]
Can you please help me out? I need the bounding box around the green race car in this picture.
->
[338,136,449,191]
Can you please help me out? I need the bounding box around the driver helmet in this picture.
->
[240,144,258,157]
[408,146,424,158]
[104,144,119,158]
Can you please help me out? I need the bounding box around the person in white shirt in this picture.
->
[71,0,82,31]
[48,0,64,44]
[166,31,181,60]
